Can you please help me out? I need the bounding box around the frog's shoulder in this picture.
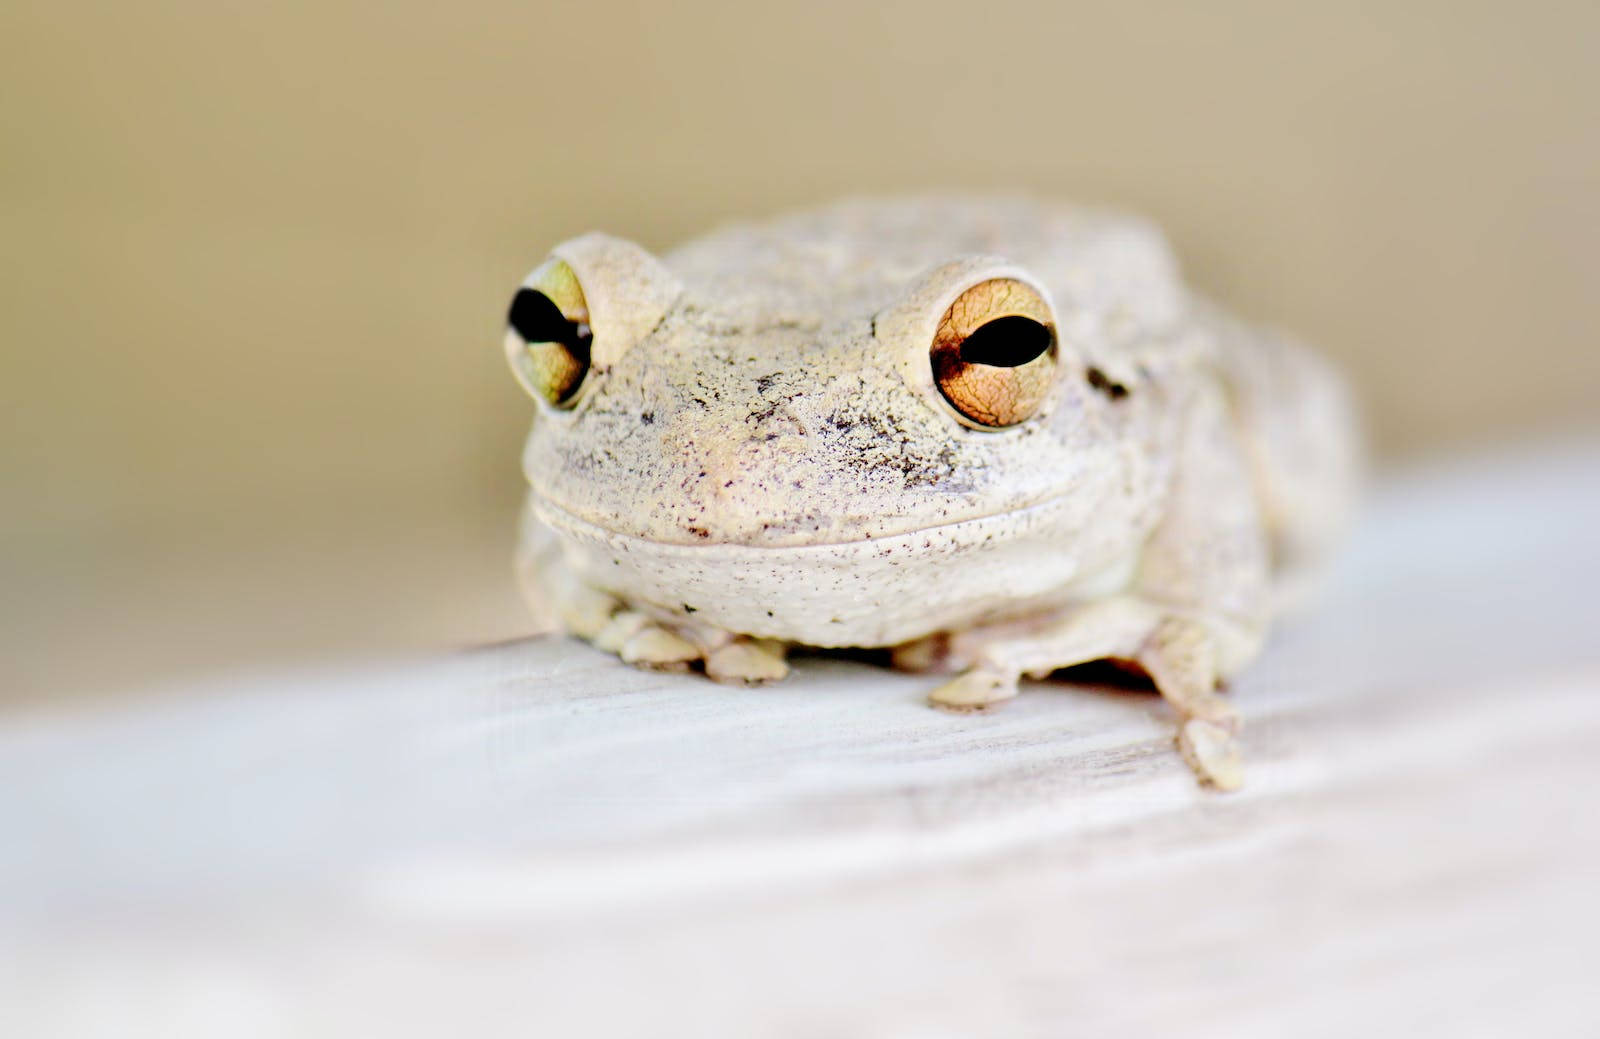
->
[662,196,1188,329]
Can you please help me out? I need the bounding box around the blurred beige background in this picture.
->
[4,1,1597,703]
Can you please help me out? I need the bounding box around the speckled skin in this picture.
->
[507,197,1360,788]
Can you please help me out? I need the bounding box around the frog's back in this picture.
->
[663,196,1187,332]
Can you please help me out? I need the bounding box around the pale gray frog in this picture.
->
[502,197,1360,790]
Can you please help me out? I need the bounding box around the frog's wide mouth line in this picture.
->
[526,488,1077,558]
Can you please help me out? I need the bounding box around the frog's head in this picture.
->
[504,233,1132,551]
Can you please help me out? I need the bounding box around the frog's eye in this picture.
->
[505,257,592,407]
[930,278,1057,427]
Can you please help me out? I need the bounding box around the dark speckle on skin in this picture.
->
[640,411,655,425]
[748,388,803,427]
[821,403,965,490]
[1086,367,1130,400]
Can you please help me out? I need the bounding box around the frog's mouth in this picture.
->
[526,485,1078,555]
[527,490,1103,647]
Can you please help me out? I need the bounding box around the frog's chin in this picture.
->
[526,491,1119,648]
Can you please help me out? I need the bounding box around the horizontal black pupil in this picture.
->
[508,288,592,359]
[959,315,1053,368]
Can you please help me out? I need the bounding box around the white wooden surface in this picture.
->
[4,442,1599,1037]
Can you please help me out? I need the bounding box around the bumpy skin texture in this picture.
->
[507,197,1361,789]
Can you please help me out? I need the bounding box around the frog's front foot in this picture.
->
[914,602,1252,790]
[1178,717,1244,792]
[704,637,789,685]
[927,666,1020,711]
[617,624,701,672]
[589,609,790,684]
[1136,617,1245,791]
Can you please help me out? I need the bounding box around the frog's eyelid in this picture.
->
[873,256,1061,344]
[545,233,683,371]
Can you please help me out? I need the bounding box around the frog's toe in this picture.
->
[704,637,789,685]
[592,610,651,654]
[618,624,701,671]
[1178,718,1245,792]
[928,666,1019,711]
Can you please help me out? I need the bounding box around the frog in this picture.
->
[502,197,1360,790]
